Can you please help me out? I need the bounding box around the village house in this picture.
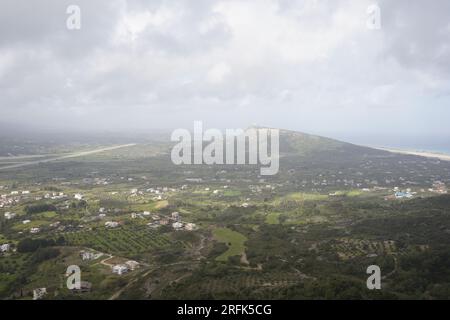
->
[172,221,184,230]
[33,288,47,300]
[112,264,129,275]
[147,222,159,229]
[185,223,197,231]
[125,260,140,270]
[171,212,180,221]
[395,191,413,199]
[80,250,103,261]
[49,221,60,228]
[159,219,169,225]
[74,193,84,200]
[4,212,16,219]
[0,243,10,252]
[105,221,119,228]
[80,251,95,261]
[71,281,92,293]
[30,227,40,234]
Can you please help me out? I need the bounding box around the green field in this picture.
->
[265,212,280,224]
[213,227,247,262]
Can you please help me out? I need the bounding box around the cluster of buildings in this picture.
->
[169,212,197,231]
[144,211,197,231]
[40,192,66,200]
[4,212,16,219]
[145,212,170,228]
[0,191,26,208]
[129,186,180,201]
[393,187,415,199]
[112,260,140,275]
[429,181,447,194]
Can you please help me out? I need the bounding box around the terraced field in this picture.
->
[332,238,397,260]
[196,272,304,295]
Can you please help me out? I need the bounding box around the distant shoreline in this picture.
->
[374,147,450,161]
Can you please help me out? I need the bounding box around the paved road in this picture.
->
[0,143,137,170]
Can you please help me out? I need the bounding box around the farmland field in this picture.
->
[61,225,172,256]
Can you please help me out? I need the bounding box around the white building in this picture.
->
[185,223,197,231]
[81,251,95,261]
[171,212,180,221]
[172,222,183,230]
[4,212,16,220]
[0,243,10,252]
[30,227,40,234]
[74,193,84,200]
[33,288,47,300]
[112,264,129,275]
[105,221,119,228]
[125,260,140,270]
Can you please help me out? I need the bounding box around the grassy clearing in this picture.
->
[213,227,247,262]
[265,212,280,224]
[155,200,169,209]
[12,220,50,231]
[37,211,57,218]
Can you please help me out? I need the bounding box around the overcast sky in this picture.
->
[1,0,449,143]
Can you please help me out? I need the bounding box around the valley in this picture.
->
[0,129,449,300]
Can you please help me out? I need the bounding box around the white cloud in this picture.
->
[207,62,231,84]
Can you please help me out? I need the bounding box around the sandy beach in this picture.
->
[375,147,450,161]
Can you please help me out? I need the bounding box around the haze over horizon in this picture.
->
[1,0,450,150]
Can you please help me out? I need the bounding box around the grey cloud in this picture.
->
[0,0,449,140]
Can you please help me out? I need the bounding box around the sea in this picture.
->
[337,134,450,155]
